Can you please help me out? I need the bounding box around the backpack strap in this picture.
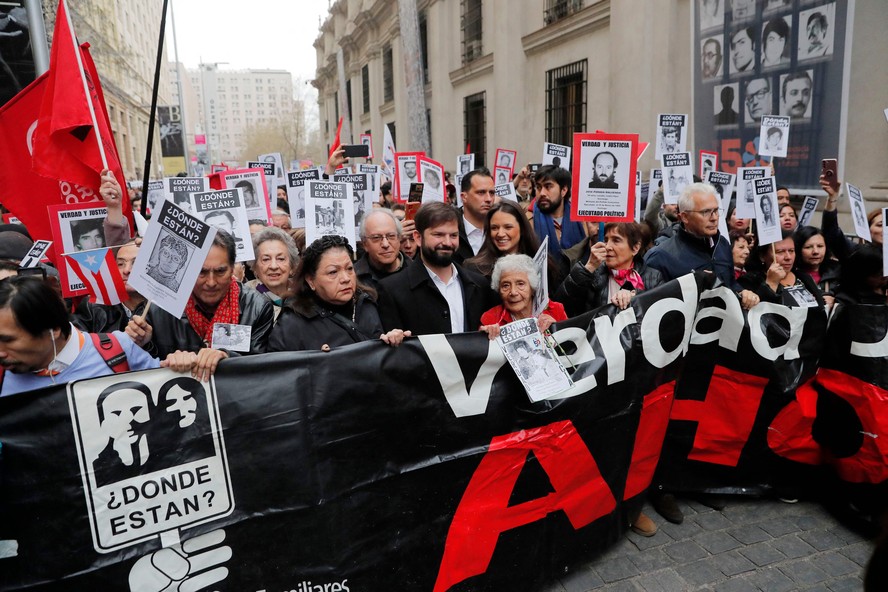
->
[89,333,130,374]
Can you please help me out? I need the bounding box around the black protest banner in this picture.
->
[0,276,701,591]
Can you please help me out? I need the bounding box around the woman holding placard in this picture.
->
[738,230,824,307]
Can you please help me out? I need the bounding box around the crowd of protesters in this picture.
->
[0,145,883,540]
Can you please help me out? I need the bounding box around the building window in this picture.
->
[464,92,486,168]
[544,0,584,25]
[383,45,394,103]
[461,0,482,64]
[545,60,587,147]
[362,64,370,113]
[419,11,429,84]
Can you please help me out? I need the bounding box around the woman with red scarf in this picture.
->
[555,222,663,317]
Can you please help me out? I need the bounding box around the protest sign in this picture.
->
[758,115,790,158]
[797,196,819,229]
[846,183,871,242]
[19,240,52,268]
[221,169,272,225]
[304,180,357,248]
[394,152,423,202]
[189,188,254,262]
[332,172,373,234]
[699,150,718,178]
[494,149,517,176]
[247,160,277,203]
[456,153,474,176]
[753,177,781,245]
[497,318,572,403]
[572,133,638,222]
[357,163,381,201]
[145,180,165,213]
[662,152,693,205]
[360,133,374,159]
[705,170,736,210]
[493,166,511,187]
[418,157,445,203]
[285,169,320,228]
[48,203,109,297]
[164,177,208,214]
[495,182,518,203]
[258,152,285,182]
[655,114,688,162]
[212,323,252,352]
[735,166,770,219]
[542,142,571,170]
[128,200,217,318]
[532,236,550,317]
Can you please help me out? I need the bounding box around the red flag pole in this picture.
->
[59,0,108,169]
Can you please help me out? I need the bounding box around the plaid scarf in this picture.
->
[185,281,241,346]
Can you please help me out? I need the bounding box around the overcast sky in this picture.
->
[168,0,330,85]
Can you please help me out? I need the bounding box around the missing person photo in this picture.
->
[779,70,814,119]
[701,37,723,79]
[235,179,260,209]
[729,26,756,75]
[744,77,773,124]
[588,151,619,189]
[70,218,106,251]
[798,4,835,61]
[761,16,791,69]
[714,83,739,126]
[699,0,724,30]
[146,231,191,292]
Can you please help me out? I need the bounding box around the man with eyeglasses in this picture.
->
[643,182,759,525]
[744,78,772,123]
[701,37,722,79]
[126,230,274,380]
[355,209,412,292]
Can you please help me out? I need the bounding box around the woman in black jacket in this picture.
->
[268,235,409,352]
[738,229,825,308]
[793,226,840,308]
[555,222,663,317]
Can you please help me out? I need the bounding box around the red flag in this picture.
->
[63,247,127,306]
[465,142,471,154]
[31,0,128,206]
[329,116,343,157]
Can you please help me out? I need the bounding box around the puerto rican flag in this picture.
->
[63,247,127,306]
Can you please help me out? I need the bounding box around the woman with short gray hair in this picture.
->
[479,254,567,339]
[247,227,300,321]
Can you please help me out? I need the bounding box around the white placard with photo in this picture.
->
[493,166,512,187]
[456,154,475,176]
[396,154,421,201]
[753,177,781,246]
[662,152,693,205]
[706,170,736,209]
[655,114,688,162]
[333,172,374,234]
[575,139,635,217]
[542,142,571,170]
[304,180,357,249]
[211,322,252,352]
[736,166,771,219]
[146,180,165,213]
[189,188,255,262]
[495,183,518,203]
[847,183,871,242]
[222,171,272,224]
[285,169,320,228]
[164,177,209,214]
[129,200,217,319]
[258,152,285,182]
[357,163,381,204]
[797,196,819,229]
[418,159,445,203]
[494,149,517,174]
[758,115,790,158]
[497,318,572,403]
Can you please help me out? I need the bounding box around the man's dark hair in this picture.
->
[276,198,290,215]
[767,127,782,139]
[71,218,104,243]
[720,85,735,107]
[535,164,572,192]
[781,70,812,100]
[661,126,679,139]
[381,181,392,196]
[390,202,405,213]
[763,17,790,45]
[211,229,236,265]
[593,151,619,169]
[415,202,459,235]
[235,180,254,194]
[0,276,71,339]
[460,168,493,193]
[807,11,827,31]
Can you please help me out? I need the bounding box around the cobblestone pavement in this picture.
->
[546,497,875,592]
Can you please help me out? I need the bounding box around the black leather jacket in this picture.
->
[555,260,664,317]
[268,291,383,352]
[143,283,275,358]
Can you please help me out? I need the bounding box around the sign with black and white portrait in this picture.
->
[572,133,638,222]
[189,188,254,262]
[304,180,357,248]
[758,115,790,158]
[129,200,217,318]
[67,369,233,553]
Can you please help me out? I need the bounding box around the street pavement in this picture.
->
[546,497,875,592]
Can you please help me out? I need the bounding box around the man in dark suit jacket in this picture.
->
[453,170,495,264]
[378,202,496,335]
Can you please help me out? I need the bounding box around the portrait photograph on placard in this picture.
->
[222,169,272,224]
[572,133,637,222]
[189,188,255,262]
[797,196,819,229]
[304,180,357,248]
[165,176,209,214]
[394,152,423,202]
[333,171,374,232]
[48,204,109,297]
[706,170,736,209]
[418,158,445,203]
[285,168,320,228]
[847,183,871,243]
[129,200,217,318]
[662,152,693,205]
[456,153,475,176]
[758,115,791,158]
[699,150,719,178]
[494,149,517,175]
[655,114,688,161]
[735,166,770,219]
[753,177,781,246]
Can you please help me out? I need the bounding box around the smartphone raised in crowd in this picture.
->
[821,158,839,192]
[342,144,370,158]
